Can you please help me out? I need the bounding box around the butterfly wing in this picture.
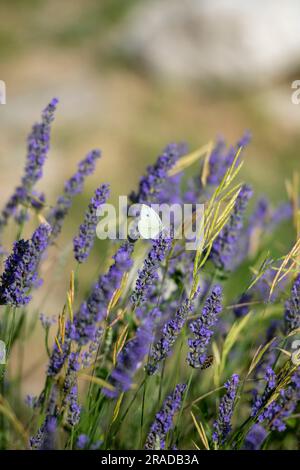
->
[138,205,163,239]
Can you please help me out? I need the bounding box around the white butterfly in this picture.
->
[137,204,164,239]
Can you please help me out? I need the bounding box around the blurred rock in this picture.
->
[117,0,300,85]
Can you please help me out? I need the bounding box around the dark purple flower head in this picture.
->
[130,143,187,205]
[210,184,253,272]
[47,149,101,240]
[284,274,300,334]
[131,235,172,309]
[146,290,200,375]
[0,99,58,230]
[187,285,222,368]
[243,424,267,450]
[0,223,51,306]
[212,374,239,445]
[72,241,133,345]
[145,383,186,449]
[22,98,59,189]
[73,183,110,263]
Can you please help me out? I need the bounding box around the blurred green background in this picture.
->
[1,0,300,395]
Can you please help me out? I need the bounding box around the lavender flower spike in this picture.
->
[0,223,51,306]
[22,98,59,189]
[145,384,186,449]
[73,184,110,263]
[103,310,157,398]
[130,143,187,204]
[187,285,222,368]
[0,99,58,230]
[146,291,200,375]
[131,235,172,309]
[212,374,239,445]
[284,274,300,334]
[72,241,133,345]
[251,366,276,418]
[253,367,300,432]
[211,184,253,272]
[47,149,101,240]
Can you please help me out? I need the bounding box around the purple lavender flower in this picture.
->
[0,224,51,306]
[183,133,251,205]
[284,274,300,334]
[61,352,81,426]
[212,374,239,445]
[47,340,70,377]
[103,311,157,398]
[77,434,89,449]
[0,99,58,230]
[251,321,279,396]
[66,384,81,426]
[25,394,38,409]
[47,323,74,377]
[22,98,59,189]
[39,313,56,330]
[72,241,133,345]
[131,235,172,309]
[243,424,267,450]
[145,383,186,449]
[251,367,277,417]
[253,368,300,432]
[267,201,293,232]
[47,149,101,240]
[73,184,110,263]
[146,291,199,375]
[158,173,183,205]
[210,184,253,272]
[233,292,253,318]
[81,327,103,368]
[30,415,57,450]
[249,198,269,230]
[130,143,187,204]
[30,385,58,449]
[187,285,222,368]
[207,132,251,186]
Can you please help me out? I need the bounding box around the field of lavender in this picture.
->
[0,98,299,451]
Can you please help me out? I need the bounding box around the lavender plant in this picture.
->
[0,99,299,452]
